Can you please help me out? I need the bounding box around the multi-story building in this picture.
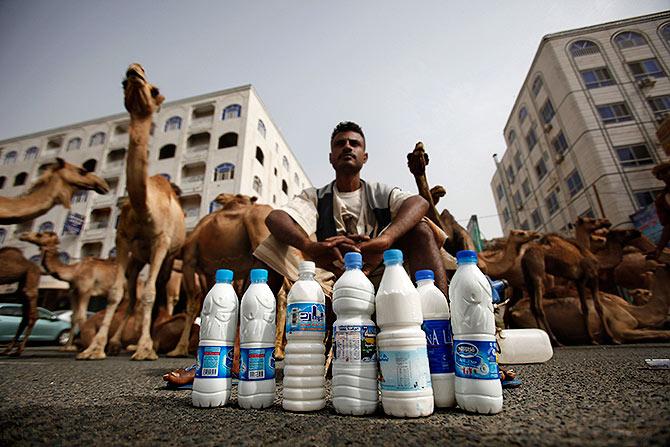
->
[0,85,312,263]
[491,12,670,235]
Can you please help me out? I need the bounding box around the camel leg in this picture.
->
[503,287,523,328]
[588,276,618,344]
[166,255,199,358]
[108,259,142,355]
[615,327,670,343]
[10,274,40,356]
[63,290,91,352]
[132,240,170,361]
[523,254,561,346]
[575,280,599,345]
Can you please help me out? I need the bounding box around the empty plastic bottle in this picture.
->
[282,261,327,412]
[376,249,433,417]
[416,269,456,408]
[449,250,502,414]
[192,269,238,407]
[332,252,378,415]
[238,269,276,409]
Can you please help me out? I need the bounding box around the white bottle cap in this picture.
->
[299,261,316,274]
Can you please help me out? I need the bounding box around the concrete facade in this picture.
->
[491,12,670,235]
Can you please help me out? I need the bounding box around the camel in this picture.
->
[19,231,118,352]
[0,247,41,356]
[0,157,109,225]
[652,161,670,259]
[77,64,185,361]
[573,216,611,251]
[166,260,183,316]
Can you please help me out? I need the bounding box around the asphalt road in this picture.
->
[0,344,669,446]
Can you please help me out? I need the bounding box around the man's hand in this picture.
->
[358,234,393,275]
[303,239,351,275]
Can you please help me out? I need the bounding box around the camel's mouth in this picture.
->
[125,64,147,84]
[18,232,33,242]
[94,179,111,195]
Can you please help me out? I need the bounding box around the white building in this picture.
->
[491,12,670,235]
[0,85,311,263]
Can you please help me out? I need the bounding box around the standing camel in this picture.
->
[573,216,611,251]
[77,64,185,360]
[19,231,117,352]
[0,158,109,225]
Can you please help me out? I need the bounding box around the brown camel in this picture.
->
[591,229,644,294]
[0,157,109,225]
[19,231,118,352]
[652,161,670,259]
[77,64,185,361]
[166,260,183,316]
[612,247,661,291]
[573,216,611,251]
[0,247,41,356]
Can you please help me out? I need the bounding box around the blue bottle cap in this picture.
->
[215,269,233,283]
[344,252,362,269]
[456,250,478,265]
[383,249,403,265]
[250,268,268,283]
[415,269,434,281]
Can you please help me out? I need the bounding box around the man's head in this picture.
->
[329,121,367,175]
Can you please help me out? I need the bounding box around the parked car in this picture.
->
[53,309,96,324]
[0,303,72,346]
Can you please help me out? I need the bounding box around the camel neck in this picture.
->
[126,116,151,213]
[0,175,68,225]
[42,247,75,282]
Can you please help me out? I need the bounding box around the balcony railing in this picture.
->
[183,145,209,161]
[89,221,109,230]
[106,160,125,172]
[182,174,205,184]
[190,116,213,129]
[185,215,200,228]
[94,191,118,206]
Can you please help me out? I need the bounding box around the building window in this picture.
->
[67,137,82,151]
[545,192,559,216]
[662,23,670,43]
[218,132,238,149]
[596,103,632,124]
[82,159,97,172]
[531,76,543,97]
[0,176,5,189]
[525,128,537,152]
[4,151,17,165]
[647,95,670,120]
[506,165,515,184]
[569,40,600,57]
[615,144,653,168]
[634,190,662,208]
[628,58,666,81]
[252,176,262,195]
[71,190,88,203]
[518,107,528,124]
[508,130,516,144]
[257,119,266,138]
[522,179,531,197]
[503,207,510,223]
[520,220,529,230]
[496,183,504,200]
[513,191,522,209]
[14,172,27,186]
[222,104,242,120]
[0,229,5,245]
[282,156,289,171]
[551,131,568,155]
[535,159,548,181]
[24,146,39,160]
[89,132,106,147]
[531,209,543,229]
[38,221,54,232]
[513,152,522,170]
[565,169,584,197]
[164,116,182,132]
[580,67,615,89]
[540,99,555,124]
[159,144,176,160]
[614,31,647,49]
[282,180,288,195]
[294,173,300,186]
[255,147,264,165]
[214,163,235,181]
[580,208,596,218]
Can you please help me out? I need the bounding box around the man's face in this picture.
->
[329,130,367,175]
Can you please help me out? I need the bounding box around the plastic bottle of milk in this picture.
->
[376,249,433,418]
[238,269,276,409]
[415,269,456,408]
[192,269,238,407]
[332,252,378,415]
[282,261,327,412]
[449,250,502,414]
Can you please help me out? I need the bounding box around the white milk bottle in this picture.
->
[282,261,327,412]
[415,269,456,408]
[192,269,238,407]
[376,249,433,417]
[449,250,503,414]
[332,252,378,415]
[238,269,276,409]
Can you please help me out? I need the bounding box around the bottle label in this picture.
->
[286,302,326,334]
[453,340,499,380]
[195,345,233,378]
[421,319,454,375]
[378,347,432,391]
[333,324,377,362]
[240,347,275,381]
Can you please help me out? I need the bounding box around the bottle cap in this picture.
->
[298,261,315,274]
[344,252,362,269]
[415,269,434,281]
[456,250,478,265]
[250,268,268,282]
[215,269,233,283]
[383,249,403,265]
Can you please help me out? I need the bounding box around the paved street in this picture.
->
[1,344,669,446]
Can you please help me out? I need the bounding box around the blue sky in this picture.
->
[0,0,667,237]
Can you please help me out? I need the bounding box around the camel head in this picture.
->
[214,193,254,210]
[652,161,670,185]
[29,158,110,206]
[606,228,641,247]
[19,231,60,248]
[508,229,540,245]
[575,216,612,234]
[429,185,446,206]
[122,63,165,117]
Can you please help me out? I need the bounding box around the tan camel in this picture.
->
[0,158,109,225]
[0,247,41,356]
[166,260,183,316]
[652,161,670,259]
[19,231,118,352]
[573,216,611,251]
[77,64,185,361]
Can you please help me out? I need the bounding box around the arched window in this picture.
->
[24,146,39,160]
[508,130,516,144]
[58,252,70,264]
[4,151,17,165]
[252,176,262,195]
[67,137,82,151]
[14,172,28,186]
[614,31,647,49]
[38,221,54,232]
[282,156,289,171]
[222,104,242,120]
[214,163,235,181]
[0,229,5,245]
[531,76,543,97]
[218,132,238,149]
[159,173,171,181]
[89,132,106,147]
[159,144,176,159]
[255,147,264,165]
[257,119,266,138]
[661,23,670,43]
[82,159,97,172]
[569,40,600,57]
[518,107,528,123]
[282,180,288,195]
[164,116,182,132]
[294,173,300,185]
[0,176,5,189]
